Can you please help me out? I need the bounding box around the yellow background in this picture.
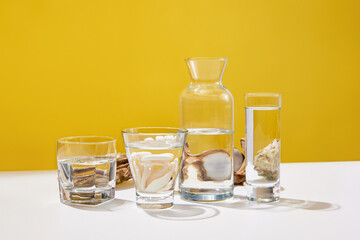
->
[0,0,359,171]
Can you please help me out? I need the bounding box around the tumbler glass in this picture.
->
[245,93,281,202]
[57,136,117,205]
[122,127,187,209]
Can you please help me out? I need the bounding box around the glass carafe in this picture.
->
[179,57,234,201]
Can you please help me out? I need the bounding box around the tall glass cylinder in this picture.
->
[179,57,234,201]
[245,93,281,202]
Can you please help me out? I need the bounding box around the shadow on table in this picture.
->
[276,197,340,211]
[67,198,133,212]
[145,204,220,221]
[200,195,340,212]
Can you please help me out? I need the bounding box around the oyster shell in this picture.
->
[181,143,232,182]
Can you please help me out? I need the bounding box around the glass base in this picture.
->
[246,182,280,203]
[136,192,174,209]
[60,187,115,205]
[179,188,233,202]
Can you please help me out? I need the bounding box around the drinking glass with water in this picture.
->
[57,136,117,205]
[122,127,187,209]
[245,93,281,202]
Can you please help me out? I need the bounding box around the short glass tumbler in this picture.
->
[57,136,117,205]
[122,127,187,209]
[245,93,281,202]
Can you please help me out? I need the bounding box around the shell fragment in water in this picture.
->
[233,147,245,173]
[181,143,232,182]
[254,139,280,180]
[233,138,247,185]
[130,152,178,193]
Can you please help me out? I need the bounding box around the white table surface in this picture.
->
[0,161,359,240]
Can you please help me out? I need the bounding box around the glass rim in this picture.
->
[245,92,281,108]
[122,127,188,135]
[57,136,116,144]
[245,92,281,97]
[185,57,228,62]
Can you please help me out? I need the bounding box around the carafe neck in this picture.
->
[186,57,227,86]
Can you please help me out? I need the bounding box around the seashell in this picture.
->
[115,153,132,185]
[131,152,152,159]
[233,138,247,185]
[145,161,176,192]
[253,139,280,180]
[155,136,165,142]
[201,151,232,180]
[233,148,245,173]
[164,135,175,141]
[144,137,155,142]
[181,143,232,182]
[130,152,177,193]
[140,153,174,162]
[130,152,151,185]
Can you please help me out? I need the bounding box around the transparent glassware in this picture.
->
[57,136,117,205]
[179,57,234,201]
[122,127,187,209]
[245,93,281,202]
